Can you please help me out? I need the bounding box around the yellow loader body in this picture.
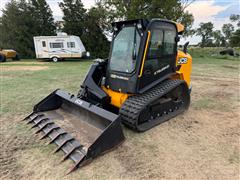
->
[0,49,17,58]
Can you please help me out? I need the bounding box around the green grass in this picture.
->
[1,56,239,115]
[0,59,92,115]
[188,47,240,59]
[192,56,239,78]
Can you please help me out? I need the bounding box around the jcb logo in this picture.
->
[178,57,188,64]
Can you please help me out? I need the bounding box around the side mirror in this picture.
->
[183,41,189,54]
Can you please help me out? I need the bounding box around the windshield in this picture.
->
[109,26,141,73]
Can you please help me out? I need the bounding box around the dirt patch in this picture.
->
[0,66,49,71]
[3,62,48,65]
[0,116,38,180]
[112,108,239,180]
[0,133,36,180]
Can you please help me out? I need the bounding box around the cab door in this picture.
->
[138,21,178,91]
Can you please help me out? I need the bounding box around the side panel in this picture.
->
[174,50,192,87]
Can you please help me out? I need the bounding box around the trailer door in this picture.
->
[40,39,49,58]
[67,37,74,58]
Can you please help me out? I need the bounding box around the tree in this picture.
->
[30,0,56,35]
[229,14,240,47]
[213,30,225,47]
[59,0,110,58]
[178,10,195,37]
[196,22,214,47]
[59,0,86,37]
[0,0,36,57]
[230,14,240,27]
[82,7,110,58]
[0,0,56,58]
[222,23,234,43]
[97,0,194,37]
[229,29,240,47]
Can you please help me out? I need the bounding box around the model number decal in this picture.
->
[178,57,188,64]
[154,65,170,75]
[110,74,129,80]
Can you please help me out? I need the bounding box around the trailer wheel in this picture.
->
[0,54,6,62]
[51,57,59,62]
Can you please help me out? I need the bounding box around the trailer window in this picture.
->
[67,42,75,48]
[42,41,46,47]
[50,42,64,48]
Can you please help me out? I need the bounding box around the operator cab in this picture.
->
[105,19,182,94]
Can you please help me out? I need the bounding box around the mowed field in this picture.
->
[0,55,239,179]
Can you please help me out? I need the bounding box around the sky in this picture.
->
[181,0,240,44]
[0,0,239,44]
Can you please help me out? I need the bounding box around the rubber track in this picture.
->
[120,79,185,130]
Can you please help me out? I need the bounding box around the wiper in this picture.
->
[132,28,137,60]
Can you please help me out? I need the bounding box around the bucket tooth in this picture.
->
[28,114,44,123]
[30,118,48,129]
[30,113,41,120]
[67,155,86,175]
[47,132,67,145]
[34,121,54,134]
[26,113,40,124]
[60,144,83,163]
[22,112,34,121]
[39,125,60,140]
[53,135,74,154]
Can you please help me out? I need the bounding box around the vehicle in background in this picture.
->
[33,33,90,62]
[0,49,20,63]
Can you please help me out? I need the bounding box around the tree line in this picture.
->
[193,14,240,48]
[0,0,195,58]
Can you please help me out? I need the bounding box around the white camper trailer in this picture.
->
[33,33,88,62]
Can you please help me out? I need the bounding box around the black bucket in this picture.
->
[23,89,125,173]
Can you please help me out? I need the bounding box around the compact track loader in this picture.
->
[23,19,192,173]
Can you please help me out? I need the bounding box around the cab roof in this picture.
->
[112,19,185,34]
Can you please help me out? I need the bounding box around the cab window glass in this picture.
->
[147,29,163,59]
[163,30,175,55]
[144,26,176,77]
